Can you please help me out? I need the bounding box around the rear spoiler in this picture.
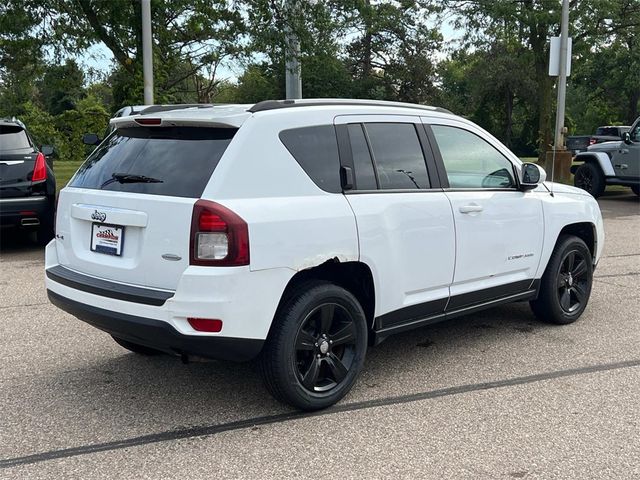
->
[110,113,249,130]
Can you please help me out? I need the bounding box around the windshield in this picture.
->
[69,126,236,198]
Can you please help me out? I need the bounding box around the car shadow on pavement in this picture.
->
[0,228,43,255]
[44,300,553,438]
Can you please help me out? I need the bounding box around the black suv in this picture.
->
[0,118,56,244]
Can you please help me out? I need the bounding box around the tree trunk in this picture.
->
[628,89,639,124]
[504,88,514,148]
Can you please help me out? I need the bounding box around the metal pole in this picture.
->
[284,1,302,99]
[554,0,569,149]
[141,0,154,105]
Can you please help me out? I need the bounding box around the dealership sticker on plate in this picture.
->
[91,223,124,256]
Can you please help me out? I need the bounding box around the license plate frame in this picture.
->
[90,222,125,256]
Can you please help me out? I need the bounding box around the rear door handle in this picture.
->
[459,204,483,214]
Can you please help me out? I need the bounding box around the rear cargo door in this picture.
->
[55,125,236,291]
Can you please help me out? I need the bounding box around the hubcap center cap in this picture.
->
[567,274,573,287]
[319,340,329,355]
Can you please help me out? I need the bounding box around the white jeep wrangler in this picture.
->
[46,99,604,410]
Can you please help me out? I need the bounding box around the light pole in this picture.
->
[545,0,572,184]
[284,0,302,99]
[141,0,154,105]
[554,0,570,149]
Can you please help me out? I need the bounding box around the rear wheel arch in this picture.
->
[271,260,376,343]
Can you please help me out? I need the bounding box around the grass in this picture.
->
[53,160,84,193]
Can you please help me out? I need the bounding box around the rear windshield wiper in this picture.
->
[112,173,163,183]
[101,173,164,188]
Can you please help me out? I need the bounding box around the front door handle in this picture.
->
[459,204,483,214]
[619,149,629,154]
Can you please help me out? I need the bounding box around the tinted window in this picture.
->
[279,125,341,193]
[595,127,624,136]
[0,125,34,153]
[347,124,377,190]
[70,127,236,198]
[431,125,515,189]
[364,123,430,190]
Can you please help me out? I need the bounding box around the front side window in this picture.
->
[431,125,515,189]
[364,123,430,190]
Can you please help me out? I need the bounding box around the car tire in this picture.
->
[259,281,368,411]
[574,162,605,198]
[111,335,164,355]
[632,185,640,196]
[530,235,593,325]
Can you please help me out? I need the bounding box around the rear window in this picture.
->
[0,125,34,153]
[595,127,621,136]
[69,126,236,198]
[279,125,341,193]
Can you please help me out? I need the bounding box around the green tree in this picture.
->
[39,60,85,115]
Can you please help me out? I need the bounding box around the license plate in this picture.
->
[91,223,124,256]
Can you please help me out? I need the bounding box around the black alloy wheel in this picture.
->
[294,303,357,392]
[556,249,590,314]
[259,281,368,410]
[574,163,605,198]
[530,235,593,325]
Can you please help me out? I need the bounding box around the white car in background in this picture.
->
[46,99,604,410]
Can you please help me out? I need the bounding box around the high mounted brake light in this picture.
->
[190,200,249,266]
[32,152,47,182]
[134,118,162,126]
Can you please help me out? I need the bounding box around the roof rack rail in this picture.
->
[139,104,214,115]
[248,99,452,115]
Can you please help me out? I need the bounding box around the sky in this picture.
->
[73,16,462,84]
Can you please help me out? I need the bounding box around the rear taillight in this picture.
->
[189,199,249,266]
[589,138,597,145]
[32,152,47,182]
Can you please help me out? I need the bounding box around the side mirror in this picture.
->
[41,145,54,157]
[520,163,546,190]
[622,132,632,144]
[82,133,101,145]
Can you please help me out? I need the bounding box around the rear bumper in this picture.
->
[45,239,295,361]
[0,195,52,227]
[48,290,264,362]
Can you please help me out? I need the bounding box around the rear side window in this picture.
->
[70,127,236,198]
[347,124,377,190]
[279,125,341,193]
[364,123,430,189]
[0,125,34,153]
[595,127,622,136]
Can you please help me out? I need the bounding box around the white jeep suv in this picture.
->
[46,99,604,410]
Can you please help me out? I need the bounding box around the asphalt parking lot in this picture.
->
[1,192,638,479]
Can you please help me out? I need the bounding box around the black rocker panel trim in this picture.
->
[47,290,264,362]
[375,279,539,336]
[375,297,448,330]
[46,265,174,306]
[446,279,533,311]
